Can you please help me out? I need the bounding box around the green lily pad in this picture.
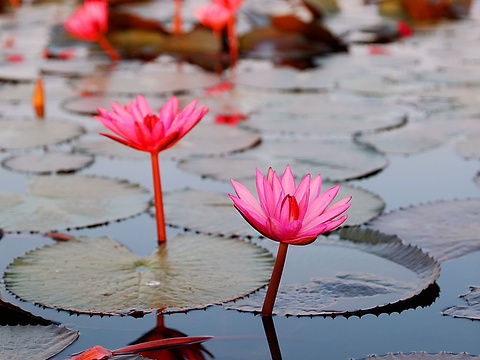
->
[0,175,150,232]
[72,70,221,95]
[0,324,78,360]
[0,119,85,151]
[443,286,480,321]
[367,199,480,262]
[2,152,94,174]
[178,138,388,182]
[225,227,440,316]
[355,353,480,360]
[4,234,274,315]
[356,118,480,155]
[75,122,261,160]
[162,182,384,237]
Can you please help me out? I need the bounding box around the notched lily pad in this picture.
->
[179,138,388,182]
[75,123,261,160]
[455,135,480,160]
[162,183,384,237]
[0,119,85,151]
[355,353,480,360]
[443,286,480,321]
[2,152,94,174]
[367,199,480,262]
[0,324,78,360]
[4,234,274,315]
[72,70,221,95]
[226,227,440,317]
[0,175,150,232]
[357,118,480,155]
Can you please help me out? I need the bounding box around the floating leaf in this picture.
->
[72,70,221,95]
[443,286,480,321]
[367,199,480,262]
[240,110,406,137]
[0,324,78,360]
[2,152,94,174]
[0,175,150,232]
[4,234,274,315]
[0,63,40,82]
[179,139,388,182]
[0,296,52,326]
[162,183,384,237]
[75,122,261,159]
[357,118,480,155]
[354,353,480,360]
[40,59,111,77]
[0,119,85,151]
[226,227,440,316]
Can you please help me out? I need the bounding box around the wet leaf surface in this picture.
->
[179,138,388,182]
[443,286,480,321]
[455,135,480,160]
[4,234,274,315]
[2,152,94,174]
[0,119,85,151]
[0,175,150,232]
[367,199,480,262]
[226,227,440,316]
[162,182,384,237]
[0,324,78,360]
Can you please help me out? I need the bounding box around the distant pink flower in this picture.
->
[95,95,208,155]
[229,165,351,245]
[195,3,231,33]
[64,0,108,41]
[212,0,243,12]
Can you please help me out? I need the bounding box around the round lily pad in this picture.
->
[161,183,384,237]
[4,234,274,315]
[443,286,480,321]
[240,110,406,137]
[75,122,261,160]
[225,227,440,316]
[179,138,388,182]
[356,118,480,155]
[0,119,85,151]
[0,63,40,82]
[0,324,78,360]
[2,152,94,174]
[72,71,222,95]
[354,353,480,360]
[367,199,480,262]
[0,175,150,233]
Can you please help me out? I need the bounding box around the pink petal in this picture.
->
[322,214,349,232]
[302,185,341,225]
[230,179,265,216]
[136,94,153,117]
[309,174,322,203]
[159,96,180,130]
[280,164,296,195]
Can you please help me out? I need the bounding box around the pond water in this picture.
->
[1,0,480,359]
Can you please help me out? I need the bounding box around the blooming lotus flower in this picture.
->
[229,165,351,245]
[96,95,208,244]
[95,95,208,155]
[64,0,120,61]
[212,0,243,12]
[229,165,351,316]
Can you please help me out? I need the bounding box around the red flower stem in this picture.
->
[151,153,167,244]
[172,0,182,34]
[262,242,288,316]
[97,34,121,62]
[227,16,238,69]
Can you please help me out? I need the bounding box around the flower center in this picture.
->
[144,114,159,131]
[281,195,299,222]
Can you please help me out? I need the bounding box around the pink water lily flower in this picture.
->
[65,0,120,61]
[229,165,351,245]
[230,165,352,316]
[96,95,208,245]
[64,0,108,42]
[195,3,231,34]
[95,95,208,156]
